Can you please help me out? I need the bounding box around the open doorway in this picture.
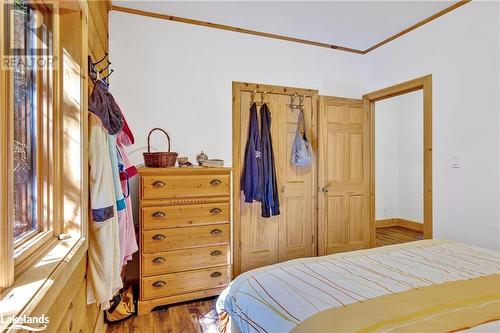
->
[364,75,432,247]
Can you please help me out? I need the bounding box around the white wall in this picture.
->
[375,98,400,220]
[109,2,500,250]
[109,11,365,166]
[375,91,423,223]
[365,2,500,250]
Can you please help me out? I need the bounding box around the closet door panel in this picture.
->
[325,194,347,249]
[239,92,279,272]
[319,97,369,255]
[240,199,279,272]
[278,95,314,262]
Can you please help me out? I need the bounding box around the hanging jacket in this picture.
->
[116,113,138,267]
[87,81,124,309]
[87,113,123,310]
[89,80,124,135]
[241,102,263,203]
[260,103,280,218]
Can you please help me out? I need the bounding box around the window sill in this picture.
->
[0,236,87,332]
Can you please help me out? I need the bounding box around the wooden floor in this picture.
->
[376,226,423,247]
[107,297,219,333]
[109,227,422,332]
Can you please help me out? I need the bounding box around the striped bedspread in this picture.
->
[216,240,500,333]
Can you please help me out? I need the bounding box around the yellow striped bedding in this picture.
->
[216,240,500,333]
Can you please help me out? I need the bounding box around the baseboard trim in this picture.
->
[376,218,423,232]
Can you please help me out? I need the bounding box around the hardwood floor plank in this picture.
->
[376,226,423,247]
[107,297,219,333]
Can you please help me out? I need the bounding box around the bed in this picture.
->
[217,240,500,333]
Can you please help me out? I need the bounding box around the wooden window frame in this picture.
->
[0,0,88,298]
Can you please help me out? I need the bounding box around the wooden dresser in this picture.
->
[137,167,232,315]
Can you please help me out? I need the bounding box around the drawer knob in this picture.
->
[152,257,166,264]
[152,211,166,218]
[210,179,222,186]
[152,234,166,241]
[210,271,222,278]
[210,208,222,215]
[210,250,222,256]
[210,229,222,235]
[152,181,166,188]
[152,280,166,288]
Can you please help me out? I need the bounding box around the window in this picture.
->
[10,1,54,258]
[13,1,38,242]
[1,0,58,283]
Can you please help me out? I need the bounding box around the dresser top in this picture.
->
[138,166,233,175]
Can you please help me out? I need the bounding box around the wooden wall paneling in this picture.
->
[85,0,110,329]
[318,96,370,255]
[363,75,433,242]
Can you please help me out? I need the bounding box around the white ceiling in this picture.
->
[112,1,459,50]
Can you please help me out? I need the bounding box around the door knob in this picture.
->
[280,186,285,193]
[321,186,329,193]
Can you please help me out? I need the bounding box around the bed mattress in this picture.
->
[217,240,500,333]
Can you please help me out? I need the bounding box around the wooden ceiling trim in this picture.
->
[111,1,471,55]
[363,0,471,54]
[110,5,365,54]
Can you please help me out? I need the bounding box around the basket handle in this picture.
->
[147,128,171,153]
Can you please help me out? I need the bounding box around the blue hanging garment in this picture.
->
[241,103,263,203]
[291,110,313,167]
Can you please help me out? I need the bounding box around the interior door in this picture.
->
[318,96,370,255]
[274,94,315,262]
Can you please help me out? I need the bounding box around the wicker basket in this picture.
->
[143,128,178,168]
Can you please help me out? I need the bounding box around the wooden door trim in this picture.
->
[232,82,318,277]
[363,74,433,245]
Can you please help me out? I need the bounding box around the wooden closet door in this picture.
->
[318,96,370,255]
[274,95,315,262]
[239,92,279,272]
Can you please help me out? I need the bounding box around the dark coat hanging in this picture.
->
[241,102,263,203]
[259,103,280,218]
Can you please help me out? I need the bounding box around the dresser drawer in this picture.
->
[141,266,230,300]
[142,203,229,230]
[142,174,230,199]
[142,224,229,253]
[142,245,229,276]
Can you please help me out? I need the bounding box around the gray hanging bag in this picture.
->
[291,110,313,166]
